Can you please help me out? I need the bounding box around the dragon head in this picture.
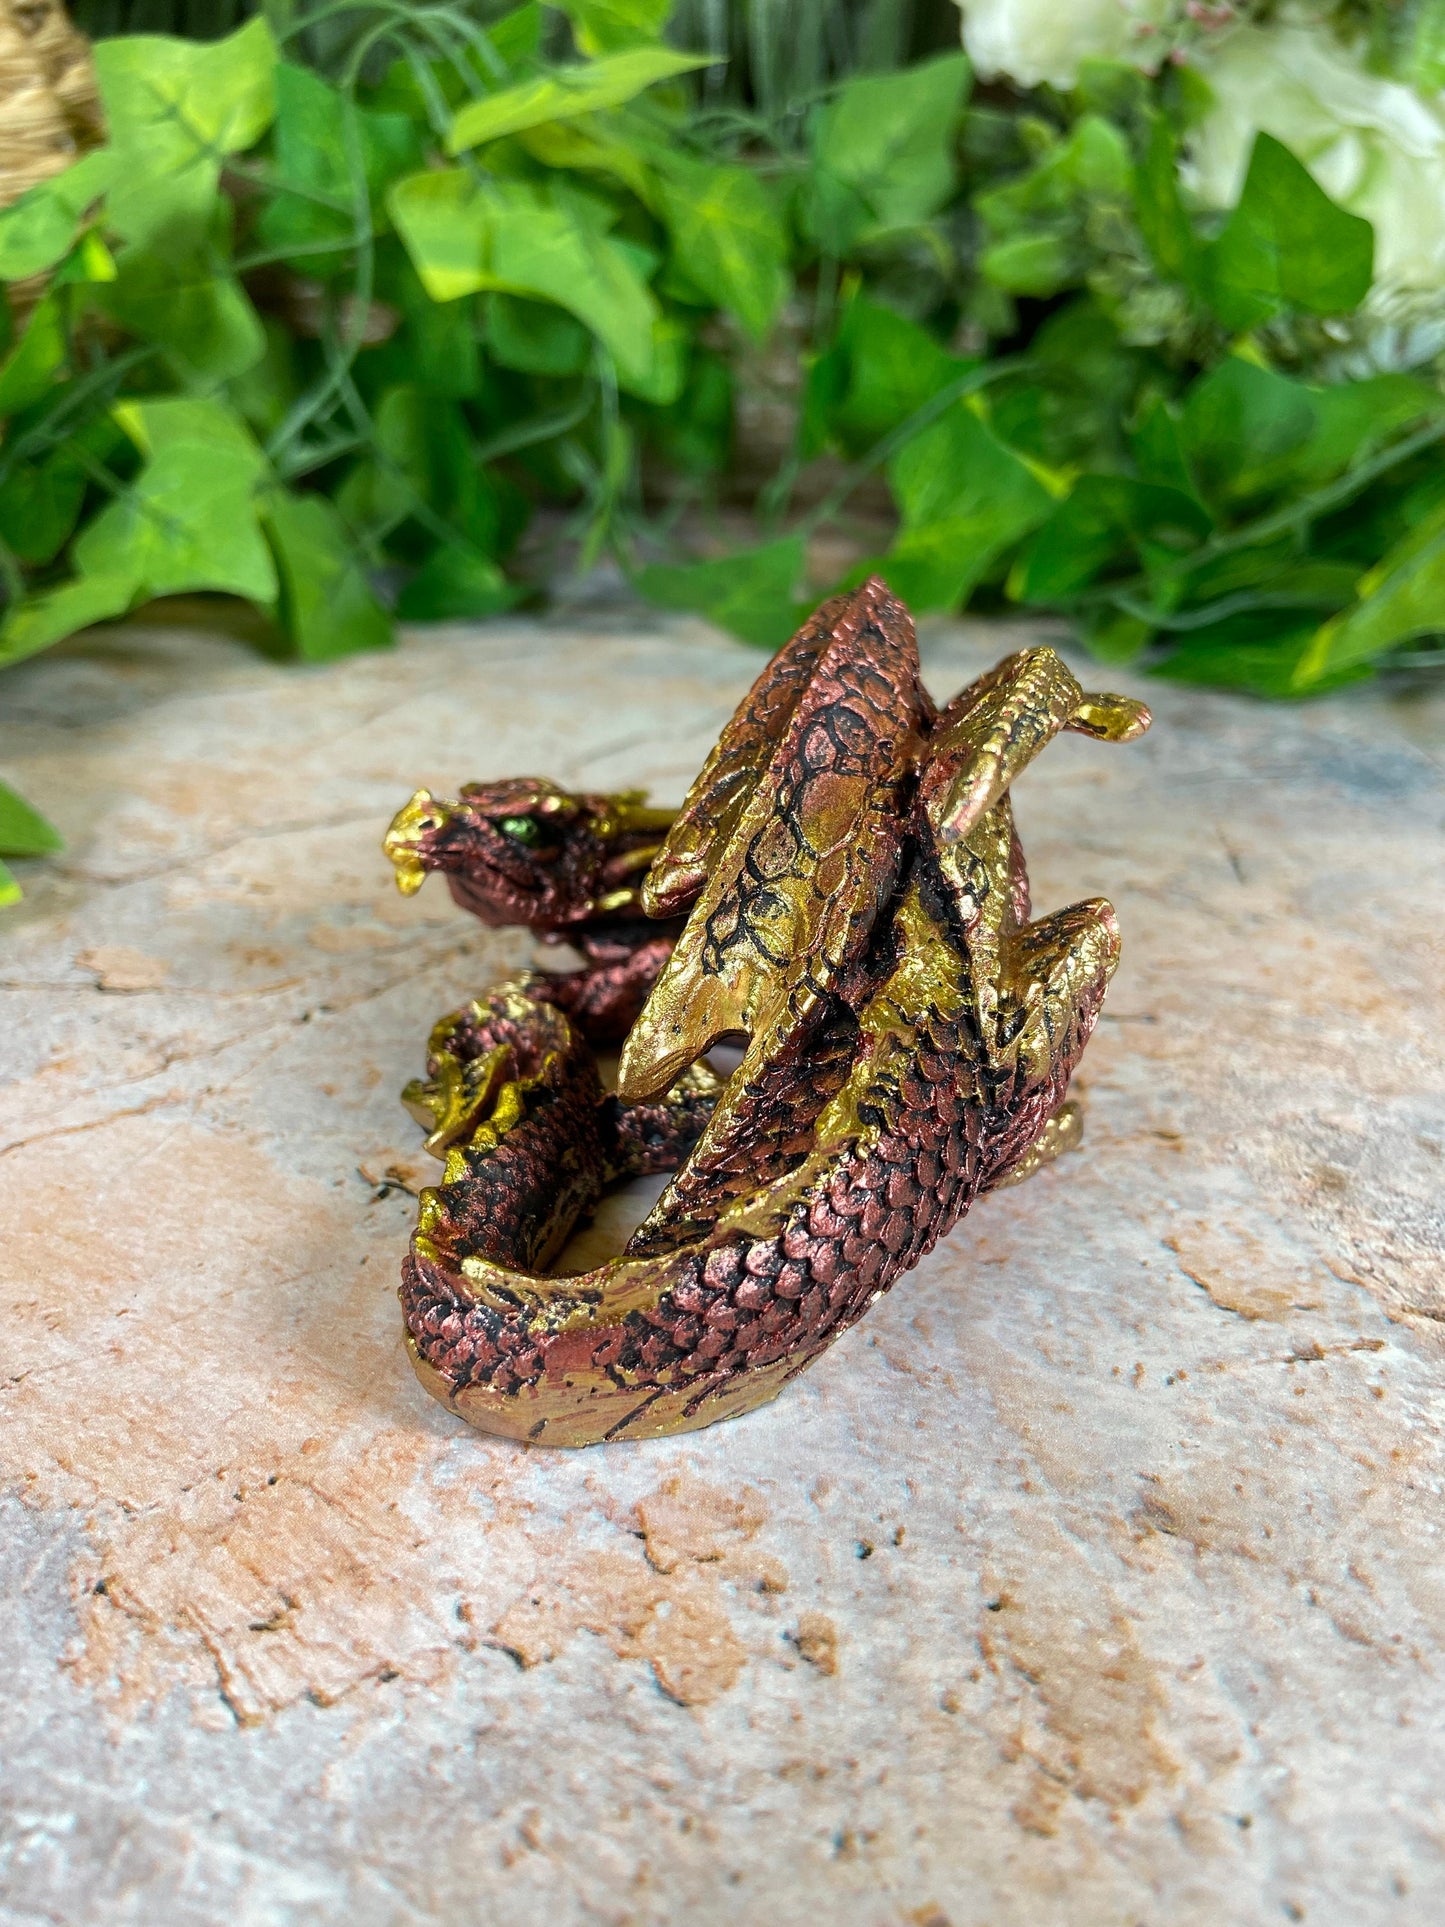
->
[384,778,673,932]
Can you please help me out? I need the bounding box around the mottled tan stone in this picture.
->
[0,604,1442,1926]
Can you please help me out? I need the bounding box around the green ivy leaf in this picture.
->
[94,18,277,247]
[624,313,687,407]
[803,296,970,460]
[0,571,137,669]
[1202,133,1374,330]
[101,236,265,382]
[0,148,114,283]
[641,344,733,477]
[366,5,543,119]
[258,64,419,276]
[1404,0,1445,88]
[1181,357,1317,511]
[0,411,127,562]
[883,399,1052,610]
[1129,391,1198,498]
[1156,535,1299,614]
[485,1,545,66]
[338,384,516,558]
[446,46,712,153]
[1153,616,1340,697]
[806,52,970,253]
[1081,607,1154,666]
[74,406,275,602]
[225,316,302,436]
[1006,298,1141,472]
[1178,361,1445,528]
[389,170,660,391]
[1289,375,1445,487]
[1294,498,1445,687]
[363,260,482,398]
[978,232,1075,298]
[486,293,592,375]
[262,490,392,660]
[1073,58,1151,121]
[1105,551,1365,683]
[0,773,64,901]
[0,778,63,857]
[1012,476,1211,604]
[635,535,807,647]
[52,228,118,290]
[518,115,659,205]
[396,544,521,620]
[656,160,788,342]
[0,446,88,566]
[0,293,68,417]
[113,394,269,473]
[552,0,673,56]
[976,115,1132,298]
[1132,113,1197,288]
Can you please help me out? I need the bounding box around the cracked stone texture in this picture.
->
[1,605,1443,1927]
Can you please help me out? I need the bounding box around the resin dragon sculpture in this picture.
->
[383,579,1149,1445]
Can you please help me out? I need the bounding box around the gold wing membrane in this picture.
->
[618,577,926,1103]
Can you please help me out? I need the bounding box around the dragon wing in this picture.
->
[617,576,926,1103]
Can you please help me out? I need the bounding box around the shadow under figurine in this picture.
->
[383,578,1150,1445]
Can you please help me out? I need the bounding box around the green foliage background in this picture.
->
[3,0,1445,896]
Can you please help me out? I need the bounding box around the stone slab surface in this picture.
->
[0,606,1443,1927]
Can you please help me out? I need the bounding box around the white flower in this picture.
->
[1187,15,1445,298]
[953,0,1182,92]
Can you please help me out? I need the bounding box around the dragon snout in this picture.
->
[384,788,454,896]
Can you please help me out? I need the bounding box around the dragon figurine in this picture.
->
[383,579,1150,1445]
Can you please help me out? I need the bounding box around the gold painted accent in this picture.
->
[589,788,677,842]
[1071,693,1151,742]
[995,1098,1084,1186]
[606,843,667,879]
[383,788,454,896]
[406,1329,803,1444]
[409,982,572,1163]
[404,1043,516,1158]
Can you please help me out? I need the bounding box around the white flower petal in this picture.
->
[953,0,1179,92]
[1187,18,1445,294]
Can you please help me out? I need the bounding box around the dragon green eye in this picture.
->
[498,814,541,845]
